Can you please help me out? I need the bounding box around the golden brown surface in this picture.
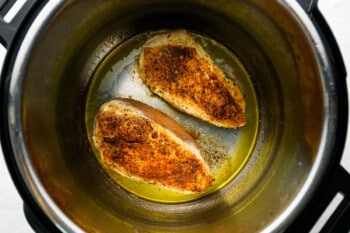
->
[93,98,214,193]
[139,29,246,128]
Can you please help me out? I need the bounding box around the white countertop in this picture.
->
[0,0,349,232]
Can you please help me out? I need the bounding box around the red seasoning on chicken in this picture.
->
[93,98,214,193]
[138,29,246,128]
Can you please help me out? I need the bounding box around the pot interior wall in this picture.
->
[20,0,323,232]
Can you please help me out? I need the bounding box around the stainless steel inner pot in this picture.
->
[2,0,342,232]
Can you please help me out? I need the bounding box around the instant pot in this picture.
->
[1,0,350,232]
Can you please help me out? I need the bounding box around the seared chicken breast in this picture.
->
[139,29,246,128]
[93,98,214,193]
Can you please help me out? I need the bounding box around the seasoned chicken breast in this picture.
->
[138,29,246,128]
[93,98,214,193]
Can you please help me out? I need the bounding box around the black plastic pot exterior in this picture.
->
[0,0,349,232]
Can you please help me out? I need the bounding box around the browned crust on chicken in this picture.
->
[93,98,214,193]
[138,29,246,128]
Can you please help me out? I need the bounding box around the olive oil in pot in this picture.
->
[85,30,259,203]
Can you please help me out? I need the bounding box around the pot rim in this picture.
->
[2,1,84,232]
[260,0,341,231]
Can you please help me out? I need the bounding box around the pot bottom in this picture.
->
[85,30,259,203]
